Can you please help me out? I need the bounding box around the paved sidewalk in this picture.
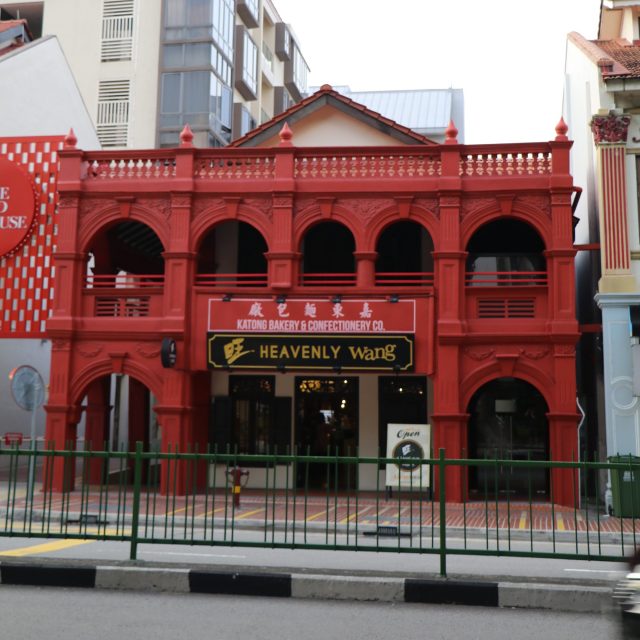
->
[2,483,636,537]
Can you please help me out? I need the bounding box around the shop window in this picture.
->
[211,376,291,460]
[378,377,427,461]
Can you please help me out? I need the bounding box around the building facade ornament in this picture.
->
[590,113,631,144]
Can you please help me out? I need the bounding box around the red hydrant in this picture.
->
[227,467,249,508]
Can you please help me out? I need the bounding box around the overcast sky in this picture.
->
[273,0,602,144]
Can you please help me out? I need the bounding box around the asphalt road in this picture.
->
[0,585,622,640]
[0,532,628,584]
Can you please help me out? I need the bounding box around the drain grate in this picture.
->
[66,514,108,526]
[363,525,412,538]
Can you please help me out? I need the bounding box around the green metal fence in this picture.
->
[0,443,637,576]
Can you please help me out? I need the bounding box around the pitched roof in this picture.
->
[0,19,33,56]
[329,87,462,135]
[568,32,640,79]
[229,84,438,148]
[596,38,640,77]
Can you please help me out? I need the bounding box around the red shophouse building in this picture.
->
[44,91,580,505]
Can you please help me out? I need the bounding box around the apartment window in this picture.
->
[164,0,234,58]
[212,0,234,59]
[237,0,259,28]
[240,105,256,136]
[275,22,291,61]
[242,32,258,97]
[292,46,308,95]
[96,79,130,147]
[101,0,135,62]
[274,86,294,115]
[160,71,231,142]
[162,43,231,84]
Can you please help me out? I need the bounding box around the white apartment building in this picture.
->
[0,0,309,148]
[565,0,640,508]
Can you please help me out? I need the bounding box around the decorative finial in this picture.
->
[279,122,293,147]
[179,123,194,147]
[445,120,458,145]
[320,84,333,91]
[64,128,77,149]
[555,117,569,141]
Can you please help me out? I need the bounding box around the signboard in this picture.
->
[160,337,177,368]
[207,333,414,371]
[208,298,416,334]
[0,158,36,258]
[385,423,430,489]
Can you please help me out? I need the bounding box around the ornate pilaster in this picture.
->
[590,113,635,293]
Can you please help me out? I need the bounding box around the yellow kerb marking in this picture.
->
[306,510,328,522]
[556,514,565,531]
[0,538,93,557]
[235,508,264,520]
[518,511,527,529]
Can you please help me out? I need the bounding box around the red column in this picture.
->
[354,251,377,288]
[155,370,204,494]
[431,413,468,502]
[43,406,77,492]
[548,413,579,508]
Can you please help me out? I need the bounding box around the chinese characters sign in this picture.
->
[207,334,414,371]
[208,298,416,333]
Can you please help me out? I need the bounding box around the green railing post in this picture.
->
[439,448,447,577]
[129,441,143,560]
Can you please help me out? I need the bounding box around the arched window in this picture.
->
[197,221,267,286]
[300,222,355,286]
[466,219,545,285]
[467,377,549,497]
[86,222,165,313]
[375,221,433,286]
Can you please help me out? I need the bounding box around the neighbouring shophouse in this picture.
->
[0,0,310,148]
[44,82,581,505]
[565,0,640,510]
[310,86,466,144]
[0,19,99,445]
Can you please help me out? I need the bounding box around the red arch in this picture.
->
[364,205,439,252]
[78,204,169,254]
[460,361,553,411]
[294,204,360,251]
[461,203,551,250]
[70,358,163,407]
[191,203,272,253]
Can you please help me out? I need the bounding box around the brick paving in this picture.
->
[2,485,639,537]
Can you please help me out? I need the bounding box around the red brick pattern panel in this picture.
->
[0,136,63,337]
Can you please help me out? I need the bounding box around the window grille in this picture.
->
[101,0,134,62]
[97,80,131,147]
